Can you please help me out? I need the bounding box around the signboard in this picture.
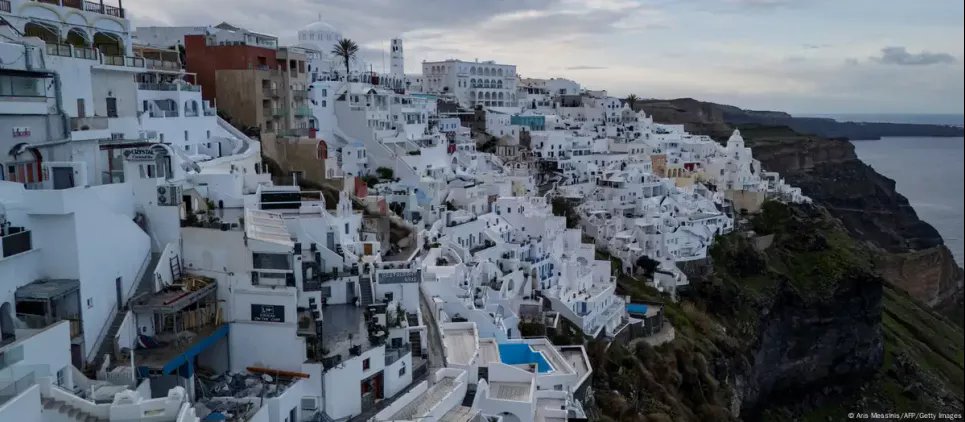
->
[122,148,158,162]
[378,269,421,285]
[12,127,31,138]
[251,304,285,323]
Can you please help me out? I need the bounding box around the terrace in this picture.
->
[128,275,225,376]
[13,279,83,345]
[30,0,125,18]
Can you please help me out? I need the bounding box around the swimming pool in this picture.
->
[497,343,552,373]
[626,303,649,315]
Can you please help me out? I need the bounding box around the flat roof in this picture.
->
[244,208,293,247]
[391,376,458,420]
[489,381,531,402]
[131,276,217,313]
[442,327,476,365]
[15,279,79,300]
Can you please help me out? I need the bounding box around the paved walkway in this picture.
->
[420,291,446,371]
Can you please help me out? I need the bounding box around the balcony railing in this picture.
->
[1,228,32,258]
[144,59,181,71]
[294,105,312,117]
[137,82,200,92]
[203,107,217,116]
[101,55,144,68]
[70,116,108,131]
[149,109,179,118]
[262,87,278,98]
[264,107,285,117]
[292,89,308,100]
[283,127,312,137]
[0,0,11,13]
[45,0,125,18]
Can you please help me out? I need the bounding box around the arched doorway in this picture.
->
[93,31,124,56]
[1,302,15,342]
[24,22,59,44]
[65,28,90,48]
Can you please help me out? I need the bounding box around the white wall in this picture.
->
[0,384,42,422]
[383,352,412,399]
[322,345,386,420]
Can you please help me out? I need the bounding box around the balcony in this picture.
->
[100,55,144,68]
[294,105,312,117]
[45,44,98,60]
[69,116,108,131]
[35,0,125,18]
[292,89,308,100]
[149,109,178,118]
[262,87,278,98]
[144,59,181,71]
[137,82,199,92]
[0,227,32,259]
[264,107,285,118]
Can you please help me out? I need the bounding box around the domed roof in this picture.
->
[301,21,339,33]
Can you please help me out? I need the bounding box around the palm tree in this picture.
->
[331,38,359,81]
[625,93,639,110]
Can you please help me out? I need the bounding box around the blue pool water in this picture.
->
[626,303,649,315]
[498,343,552,373]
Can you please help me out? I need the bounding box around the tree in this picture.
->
[625,93,639,110]
[331,38,359,80]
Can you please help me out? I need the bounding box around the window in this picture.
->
[252,253,292,270]
[399,364,406,376]
[362,358,370,371]
[86,298,93,309]
[344,223,349,234]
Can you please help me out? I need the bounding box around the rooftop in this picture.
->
[390,376,458,420]
[15,279,79,300]
[489,381,532,402]
[442,326,476,366]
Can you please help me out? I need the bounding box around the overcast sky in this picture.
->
[126,0,964,114]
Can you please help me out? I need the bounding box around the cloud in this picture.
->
[803,43,831,49]
[566,65,609,70]
[871,46,957,66]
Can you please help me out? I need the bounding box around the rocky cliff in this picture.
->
[638,98,964,140]
[637,98,963,323]
[587,203,964,422]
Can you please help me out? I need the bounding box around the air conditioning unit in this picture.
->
[300,397,319,411]
[156,184,182,206]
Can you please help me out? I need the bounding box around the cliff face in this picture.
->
[743,126,964,311]
[637,98,963,319]
[588,204,964,422]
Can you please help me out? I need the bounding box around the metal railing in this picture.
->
[145,59,181,71]
[294,105,312,117]
[0,0,11,12]
[262,87,278,98]
[1,229,32,258]
[44,43,99,60]
[101,55,144,68]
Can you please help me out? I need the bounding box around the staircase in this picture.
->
[87,253,161,375]
[359,276,374,306]
[42,397,106,422]
[408,330,423,358]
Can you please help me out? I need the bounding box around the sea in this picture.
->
[814,114,965,266]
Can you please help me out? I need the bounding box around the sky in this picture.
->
[125,0,965,115]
